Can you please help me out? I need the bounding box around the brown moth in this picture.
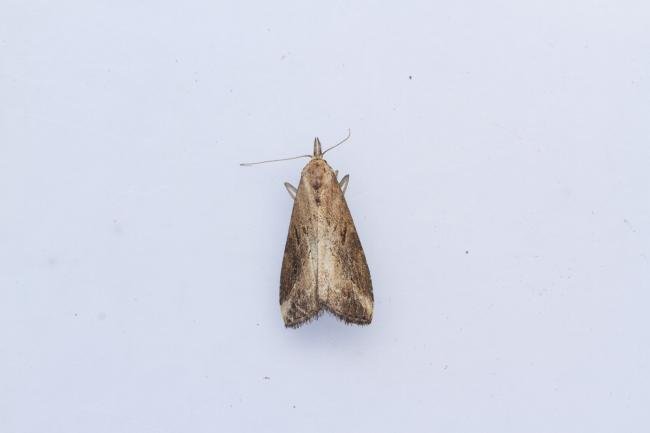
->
[242,134,373,328]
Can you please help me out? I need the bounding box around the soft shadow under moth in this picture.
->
[241,131,373,328]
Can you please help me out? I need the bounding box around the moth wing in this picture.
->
[279,176,319,328]
[319,174,374,325]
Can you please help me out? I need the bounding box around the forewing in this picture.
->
[279,176,319,327]
[318,172,373,324]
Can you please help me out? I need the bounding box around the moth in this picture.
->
[242,132,373,327]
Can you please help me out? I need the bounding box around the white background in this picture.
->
[1,1,649,432]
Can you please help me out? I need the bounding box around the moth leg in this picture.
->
[284,182,298,200]
[339,175,349,194]
[334,170,339,178]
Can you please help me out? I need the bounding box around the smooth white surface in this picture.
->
[1,2,649,432]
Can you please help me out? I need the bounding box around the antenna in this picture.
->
[322,129,351,155]
[240,153,311,167]
[240,129,351,166]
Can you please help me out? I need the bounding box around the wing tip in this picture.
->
[325,306,373,326]
[283,310,323,328]
[281,298,373,328]
[282,306,373,328]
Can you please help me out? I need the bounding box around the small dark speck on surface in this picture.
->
[624,218,637,232]
[263,376,270,380]
[443,364,448,370]
[409,75,412,80]
[112,219,123,235]
[465,250,469,254]
[292,405,296,409]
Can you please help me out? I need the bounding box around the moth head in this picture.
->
[312,137,323,159]
[314,130,350,160]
